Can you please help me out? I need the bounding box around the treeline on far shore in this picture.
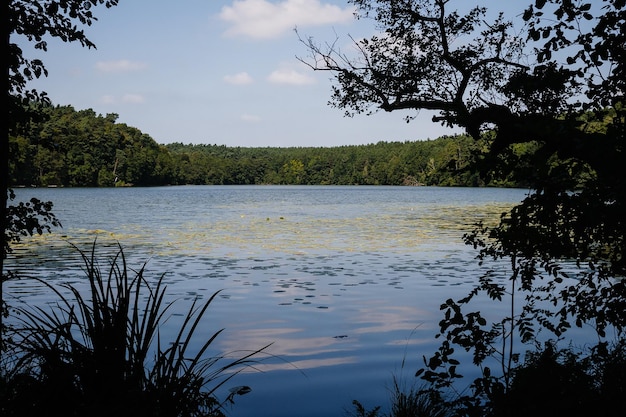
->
[9,104,530,188]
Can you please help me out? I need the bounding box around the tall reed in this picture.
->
[2,241,268,416]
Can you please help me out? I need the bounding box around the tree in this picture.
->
[301,0,625,413]
[3,0,119,345]
[300,0,624,266]
[9,106,500,188]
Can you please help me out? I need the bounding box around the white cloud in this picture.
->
[267,68,315,85]
[95,60,148,73]
[224,72,254,85]
[219,0,354,39]
[241,113,262,122]
[121,94,145,104]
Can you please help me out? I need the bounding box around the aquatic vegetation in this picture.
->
[1,241,268,416]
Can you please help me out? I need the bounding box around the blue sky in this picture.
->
[16,0,525,147]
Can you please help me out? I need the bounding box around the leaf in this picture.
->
[523,7,533,21]
[530,29,541,41]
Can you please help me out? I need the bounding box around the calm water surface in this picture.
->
[7,185,529,417]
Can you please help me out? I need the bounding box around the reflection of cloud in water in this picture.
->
[219,327,351,356]
[242,356,359,373]
[213,302,433,373]
[350,305,432,336]
[216,327,359,372]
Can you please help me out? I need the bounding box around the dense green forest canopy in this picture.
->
[9,104,538,188]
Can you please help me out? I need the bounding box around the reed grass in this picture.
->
[348,379,452,417]
[1,241,268,416]
[387,377,452,417]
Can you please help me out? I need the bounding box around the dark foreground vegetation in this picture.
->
[1,243,266,417]
[3,0,626,416]
[0,244,267,417]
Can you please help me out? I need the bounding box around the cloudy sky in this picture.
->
[15,0,523,147]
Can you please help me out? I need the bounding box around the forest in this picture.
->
[9,104,531,188]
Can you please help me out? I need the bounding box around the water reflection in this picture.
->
[5,186,527,417]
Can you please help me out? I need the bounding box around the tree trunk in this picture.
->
[1,0,10,344]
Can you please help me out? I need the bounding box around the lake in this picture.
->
[6,185,530,416]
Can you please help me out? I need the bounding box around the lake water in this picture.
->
[6,185,530,416]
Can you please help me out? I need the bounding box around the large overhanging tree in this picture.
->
[2,0,119,346]
[301,0,624,412]
[300,0,624,193]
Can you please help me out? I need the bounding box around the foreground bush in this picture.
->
[487,341,626,417]
[1,242,267,417]
[349,379,453,417]
[350,339,626,417]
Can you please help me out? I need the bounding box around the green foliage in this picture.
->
[7,0,120,127]
[1,242,266,416]
[9,105,173,187]
[4,190,60,258]
[165,136,506,186]
[16,103,604,188]
[9,104,538,187]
